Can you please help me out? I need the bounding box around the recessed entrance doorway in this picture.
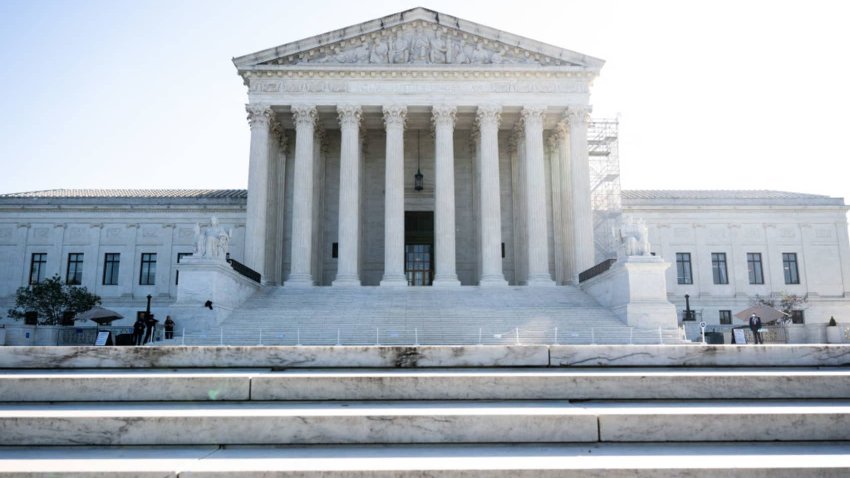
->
[404,211,434,286]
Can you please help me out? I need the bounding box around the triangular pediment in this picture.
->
[233,7,604,70]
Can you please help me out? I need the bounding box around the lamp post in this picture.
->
[145,294,152,320]
[684,294,692,321]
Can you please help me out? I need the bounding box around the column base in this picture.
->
[380,275,408,287]
[433,275,461,288]
[478,276,508,287]
[332,276,361,287]
[285,274,315,288]
[526,275,556,287]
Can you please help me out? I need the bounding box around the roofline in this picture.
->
[232,7,605,71]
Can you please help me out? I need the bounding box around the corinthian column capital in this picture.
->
[565,105,592,125]
[292,104,318,128]
[246,104,273,129]
[475,105,502,129]
[382,105,407,129]
[337,105,362,129]
[431,104,457,128]
[520,105,546,129]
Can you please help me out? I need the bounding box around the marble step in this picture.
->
[3,368,850,402]
[2,442,849,477]
[2,400,849,446]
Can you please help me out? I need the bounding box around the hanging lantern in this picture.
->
[414,130,424,191]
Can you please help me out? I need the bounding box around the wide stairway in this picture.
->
[0,344,849,475]
[212,286,676,346]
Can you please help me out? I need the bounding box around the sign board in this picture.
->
[733,329,747,345]
[94,331,112,346]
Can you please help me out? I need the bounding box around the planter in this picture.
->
[827,325,844,344]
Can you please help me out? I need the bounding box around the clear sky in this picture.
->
[1,0,848,201]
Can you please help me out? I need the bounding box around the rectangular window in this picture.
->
[711,252,728,284]
[66,253,84,285]
[29,253,47,285]
[791,310,805,324]
[747,252,764,285]
[175,252,192,285]
[719,310,732,325]
[783,252,800,284]
[676,253,692,285]
[139,253,157,285]
[103,253,120,285]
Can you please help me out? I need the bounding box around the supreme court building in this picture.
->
[2,8,850,341]
[235,7,601,288]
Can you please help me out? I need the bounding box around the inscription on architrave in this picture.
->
[251,79,587,95]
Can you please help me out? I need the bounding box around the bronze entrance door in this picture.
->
[404,211,434,286]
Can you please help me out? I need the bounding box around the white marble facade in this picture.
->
[1,8,850,328]
[235,8,601,288]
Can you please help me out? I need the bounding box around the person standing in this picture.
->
[749,313,764,344]
[132,316,146,346]
[143,314,158,344]
[164,315,175,340]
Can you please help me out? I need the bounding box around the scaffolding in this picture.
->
[588,118,622,263]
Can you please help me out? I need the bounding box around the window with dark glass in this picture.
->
[719,310,732,325]
[747,252,764,285]
[103,253,120,285]
[791,310,805,324]
[711,252,728,284]
[29,253,47,285]
[175,252,192,285]
[139,253,157,285]
[676,253,692,285]
[66,253,84,285]
[783,252,800,284]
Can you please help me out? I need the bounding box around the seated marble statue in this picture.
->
[619,217,651,257]
[193,216,231,260]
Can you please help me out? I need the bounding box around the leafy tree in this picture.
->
[751,292,808,324]
[7,275,101,326]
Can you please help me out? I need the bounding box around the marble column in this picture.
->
[432,105,461,287]
[548,133,564,284]
[476,105,507,286]
[380,105,408,287]
[522,106,555,286]
[567,105,595,276]
[556,122,577,284]
[333,105,362,286]
[286,104,317,287]
[244,103,273,278]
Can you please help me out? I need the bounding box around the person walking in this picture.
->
[749,313,764,344]
[132,316,146,346]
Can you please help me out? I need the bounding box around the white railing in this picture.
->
[168,325,686,347]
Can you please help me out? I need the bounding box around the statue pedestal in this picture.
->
[581,256,678,329]
[170,257,261,334]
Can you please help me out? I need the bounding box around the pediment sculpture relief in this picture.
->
[267,25,569,67]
